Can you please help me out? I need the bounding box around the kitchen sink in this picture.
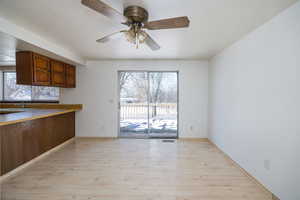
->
[0,110,25,115]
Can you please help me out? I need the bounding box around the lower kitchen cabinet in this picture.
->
[2,124,25,175]
[1,112,75,175]
[23,121,41,163]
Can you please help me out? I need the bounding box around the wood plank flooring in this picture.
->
[1,138,272,200]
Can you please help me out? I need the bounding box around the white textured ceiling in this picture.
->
[0,32,16,66]
[0,0,298,60]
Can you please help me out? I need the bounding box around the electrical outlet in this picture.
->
[190,125,194,131]
[264,160,271,171]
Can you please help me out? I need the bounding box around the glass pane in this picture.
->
[149,72,178,138]
[119,72,149,138]
[3,72,32,101]
[32,86,59,101]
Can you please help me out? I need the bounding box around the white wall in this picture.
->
[0,71,3,100]
[0,17,85,65]
[61,60,208,138]
[209,2,300,200]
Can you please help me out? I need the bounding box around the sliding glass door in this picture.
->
[148,72,178,138]
[119,71,178,139]
[119,72,149,138]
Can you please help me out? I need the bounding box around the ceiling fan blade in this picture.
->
[81,0,127,23]
[144,32,160,51]
[144,16,190,30]
[96,31,126,43]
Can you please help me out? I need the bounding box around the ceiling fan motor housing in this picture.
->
[124,6,149,24]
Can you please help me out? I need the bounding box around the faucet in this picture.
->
[20,102,25,108]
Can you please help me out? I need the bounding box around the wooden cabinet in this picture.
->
[16,51,34,85]
[65,64,76,88]
[23,121,42,162]
[52,112,75,147]
[1,123,25,174]
[1,112,75,175]
[40,117,55,152]
[16,52,51,86]
[51,60,66,87]
[16,51,76,88]
[32,53,51,86]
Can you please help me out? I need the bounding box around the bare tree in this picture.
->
[119,72,132,92]
[129,73,165,117]
[4,72,31,100]
[131,73,148,103]
[149,73,164,117]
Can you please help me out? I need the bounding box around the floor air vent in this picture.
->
[162,139,176,143]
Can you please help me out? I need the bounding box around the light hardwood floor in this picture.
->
[1,138,272,200]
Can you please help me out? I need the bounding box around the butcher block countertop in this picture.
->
[0,104,82,126]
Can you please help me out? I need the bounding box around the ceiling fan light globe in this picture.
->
[139,31,148,43]
[124,31,136,44]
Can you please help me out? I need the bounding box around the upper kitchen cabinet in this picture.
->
[32,53,51,86]
[51,60,66,87]
[16,51,76,88]
[16,51,51,86]
[65,64,76,88]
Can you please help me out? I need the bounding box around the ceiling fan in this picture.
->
[81,0,190,51]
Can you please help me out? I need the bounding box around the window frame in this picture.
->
[1,71,59,103]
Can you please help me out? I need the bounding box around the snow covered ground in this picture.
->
[120,118,177,134]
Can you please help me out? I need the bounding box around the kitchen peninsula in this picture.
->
[0,104,82,176]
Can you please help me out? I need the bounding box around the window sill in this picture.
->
[0,101,59,104]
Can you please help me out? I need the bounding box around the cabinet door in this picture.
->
[40,117,55,152]
[51,113,75,146]
[2,124,24,175]
[32,53,51,86]
[23,121,43,162]
[65,64,76,88]
[16,51,34,85]
[65,112,75,140]
[52,114,68,146]
[51,60,66,87]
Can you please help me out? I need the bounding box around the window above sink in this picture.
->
[0,71,59,102]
